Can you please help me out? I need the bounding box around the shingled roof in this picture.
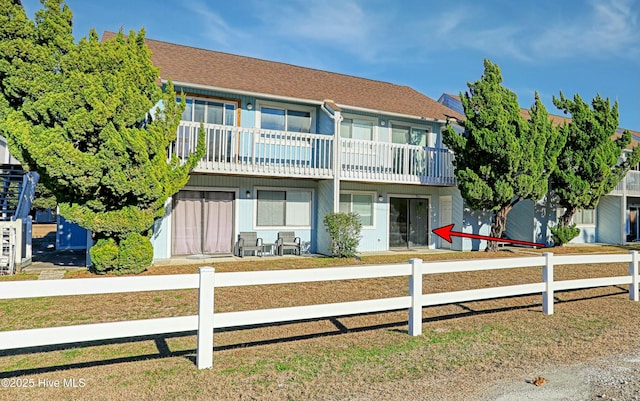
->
[102,31,462,122]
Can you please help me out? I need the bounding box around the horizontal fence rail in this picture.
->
[0,252,638,370]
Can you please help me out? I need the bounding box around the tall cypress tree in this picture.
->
[551,92,640,243]
[443,60,565,251]
[0,0,203,273]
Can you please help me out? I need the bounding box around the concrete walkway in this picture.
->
[37,270,66,280]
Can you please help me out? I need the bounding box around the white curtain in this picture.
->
[203,192,234,253]
[173,191,234,255]
[172,191,203,255]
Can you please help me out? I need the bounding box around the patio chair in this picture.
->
[237,232,264,257]
[276,231,301,256]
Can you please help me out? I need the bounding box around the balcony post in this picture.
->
[332,110,342,213]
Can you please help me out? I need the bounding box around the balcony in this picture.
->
[170,121,456,186]
[610,170,640,197]
[340,139,455,185]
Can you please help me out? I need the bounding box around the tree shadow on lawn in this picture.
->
[0,287,629,378]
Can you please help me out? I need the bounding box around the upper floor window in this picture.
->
[260,106,312,133]
[391,123,435,147]
[341,117,375,141]
[181,98,236,126]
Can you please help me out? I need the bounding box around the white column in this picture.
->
[332,111,342,213]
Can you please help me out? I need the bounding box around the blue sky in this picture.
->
[23,0,640,130]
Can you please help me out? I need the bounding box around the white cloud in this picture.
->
[251,0,390,61]
[414,0,639,64]
[182,0,248,47]
[531,0,640,60]
[179,0,639,69]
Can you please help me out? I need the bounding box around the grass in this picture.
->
[0,245,640,400]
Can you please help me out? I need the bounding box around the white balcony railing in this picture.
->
[610,170,640,197]
[340,139,455,185]
[170,121,456,185]
[170,122,334,179]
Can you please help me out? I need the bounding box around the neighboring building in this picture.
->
[439,93,640,246]
[0,136,38,272]
[99,32,489,259]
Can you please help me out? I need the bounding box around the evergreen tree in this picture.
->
[443,60,565,251]
[0,0,203,273]
[551,92,640,243]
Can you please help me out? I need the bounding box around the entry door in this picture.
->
[439,196,452,249]
[389,197,429,248]
[172,191,234,255]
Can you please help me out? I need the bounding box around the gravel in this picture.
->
[479,351,640,401]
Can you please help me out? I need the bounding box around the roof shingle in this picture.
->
[102,31,463,122]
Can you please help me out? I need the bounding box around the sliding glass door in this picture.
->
[389,197,429,248]
[172,191,234,256]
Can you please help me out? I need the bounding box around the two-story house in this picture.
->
[96,33,474,259]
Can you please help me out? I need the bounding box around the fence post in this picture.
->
[197,266,215,370]
[630,251,639,302]
[542,252,554,315]
[408,258,423,336]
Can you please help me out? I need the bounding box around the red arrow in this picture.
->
[432,224,545,248]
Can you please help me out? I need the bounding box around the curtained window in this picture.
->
[257,190,311,227]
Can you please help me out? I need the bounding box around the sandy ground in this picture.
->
[479,351,640,401]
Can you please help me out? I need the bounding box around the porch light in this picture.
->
[246,190,251,198]
[378,194,384,202]
[246,103,253,110]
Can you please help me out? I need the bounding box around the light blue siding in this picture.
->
[533,195,556,246]
[318,111,335,135]
[151,199,172,259]
[461,206,492,251]
[150,175,320,257]
[570,226,597,243]
[596,195,622,244]
[341,182,447,251]
[506,200,534,243]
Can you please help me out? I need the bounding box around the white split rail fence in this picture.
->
[0,252,638,369]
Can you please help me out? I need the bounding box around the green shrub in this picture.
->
[550,223,580,247]
[89,233,152,274]
[323,212,362,258]
[90,238,120,274]
[116,233,153,274]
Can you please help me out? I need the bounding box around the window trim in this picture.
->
[573,208,596,226]
[339,190,376,229]
[557,207,597,227]
[255,100,316,133]
[386,193,432,250]
[340,113,379,141]
[389,120,434,147]
[180,95,239,126]
[253,186,314,229]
